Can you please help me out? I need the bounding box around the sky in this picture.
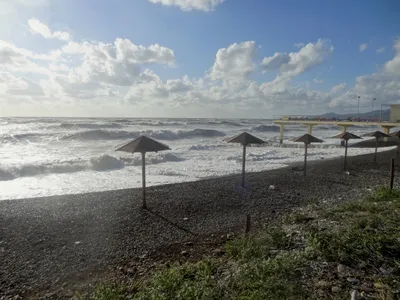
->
[0,0,400,118]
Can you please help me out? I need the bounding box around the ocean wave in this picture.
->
[0,153,185,181]
[186,144,228,151]
[61,128,226,141]
[251,125,281,132]
[60,122,123,129]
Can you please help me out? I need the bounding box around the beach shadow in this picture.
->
[146,208,197,236]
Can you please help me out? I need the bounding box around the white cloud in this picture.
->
[28,19,71,41]
[376,47,385,54]
[147,0,225,11]
[384,40,400,76]
[55,38,175,97]
[209,41,256,80]
[359,43,368,52]
[262,39,333,78]
[0,72,44,97]
[313,78,324,84]
[330,40,400,109]
[261,52,290,71]
[331,83,346,94]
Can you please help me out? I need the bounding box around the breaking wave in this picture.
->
[60,122,123,129]
[251,125,281,132]
[61,128,226,141]
[0,153,185,181]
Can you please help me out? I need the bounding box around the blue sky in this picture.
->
[0,0,399,117]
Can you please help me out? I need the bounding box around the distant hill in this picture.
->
[320,109,390,120]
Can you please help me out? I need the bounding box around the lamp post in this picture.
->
[357,96,361,118]
[372,98,376,119]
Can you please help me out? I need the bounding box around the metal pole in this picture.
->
[357,96,360,118]
[390,158,395,190]
[344,139,348,170]
[374,138,378,164]
[242,144,246,188]
[142,152,146,209]
[245,214,251,235]
[304,143,308,176]
[380,104,383,122]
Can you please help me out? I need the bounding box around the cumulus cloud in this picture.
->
[359,43,368,52]
[209,41,256,80]
[54,38,175,98]
[0,72,44,97]
[384,40,400,76]
[329,40,400,109]
[147,0,225,11]
[28,19,71,41]
[261,52,290,71]
[262,39,333,78]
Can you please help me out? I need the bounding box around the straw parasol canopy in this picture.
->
[116,136,170,209]
[363,131,390,163]
[224,132,265,187]
[390,130,400,157]
[333,132,362,170]
[292,134,324,176]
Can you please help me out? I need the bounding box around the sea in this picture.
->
[0,117,383,200]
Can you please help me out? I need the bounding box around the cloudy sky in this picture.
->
[0,0,400,118]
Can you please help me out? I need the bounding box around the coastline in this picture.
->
[0,149,398,299]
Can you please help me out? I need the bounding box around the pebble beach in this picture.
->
[0,149,398,299]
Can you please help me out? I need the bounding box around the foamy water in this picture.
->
[0,117,393,200]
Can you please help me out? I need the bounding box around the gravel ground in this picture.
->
[0,149,398,299]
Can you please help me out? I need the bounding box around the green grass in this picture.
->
[78,187,400,300]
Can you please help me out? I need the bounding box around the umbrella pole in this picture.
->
[142,152,146,209]
[344,139,348,170]
[304,143,308,176]
[374,138,378,164]
[242,144,246,188]
[397,139,400,159]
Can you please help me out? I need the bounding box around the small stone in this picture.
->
[337,264,346,274]
[316,280,329,288]
[269,185,275,190]
[74,241,82,245]
[331,286,342,293]
[183,217,189,221]
[347,278,360,285]
[126,268,135,275]
[212,248,226,256]
[181,250,189,257]
[226,233,234,239]
[45,292,57,298]
[350,290,359,300]
[360,284,375,292]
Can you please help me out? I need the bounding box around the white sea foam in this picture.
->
[0,117,394,200]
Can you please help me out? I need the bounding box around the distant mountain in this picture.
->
[320,109,390,120]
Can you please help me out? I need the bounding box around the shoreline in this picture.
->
[1,149,398,298]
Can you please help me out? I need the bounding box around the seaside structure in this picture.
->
[274,117,399,145]
[224,132,265,187]
[116,136,170,209]
[292,134,324,176]
[333,132,362,170]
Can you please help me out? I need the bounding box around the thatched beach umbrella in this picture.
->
[292,134,324,176]
[224,132,265,187]
[390,130,400,157]
[116,136,170,209]
[333,132,362,170]
[363,131,390,163]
